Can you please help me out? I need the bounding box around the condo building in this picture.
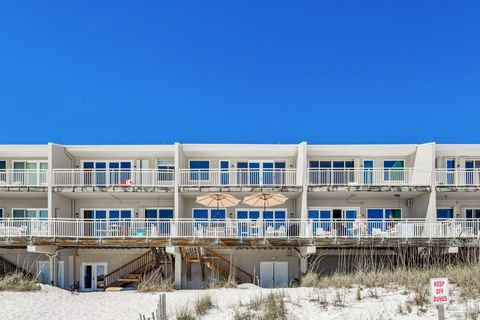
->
[0,142,479,291]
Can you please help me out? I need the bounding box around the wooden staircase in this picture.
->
[182,247,253,284]
[102,248,172,291]
[0,256,29,277]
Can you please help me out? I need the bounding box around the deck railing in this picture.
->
[0,169,48,187]
[436,169,480,187]
[53,169,175,187]
[1,218,478,239]
[179,169,300,187]
[308,168,432,186]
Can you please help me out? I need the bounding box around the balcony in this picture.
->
[436,169,480,189]
[0,169,48,189]
[179,169,300,190]
[308,168,432,190]
[1,218,478,246]
[52,169,175,190]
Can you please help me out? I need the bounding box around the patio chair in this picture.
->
[277,225,286,237]
[372,228,389,237]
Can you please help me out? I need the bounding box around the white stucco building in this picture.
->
[0,142,479,290]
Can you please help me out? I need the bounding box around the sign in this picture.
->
[430,278,449,304]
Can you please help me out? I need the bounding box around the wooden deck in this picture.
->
[1,236,479,249]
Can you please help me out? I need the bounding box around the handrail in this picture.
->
[0,169,48,187]
[103,250,155,287]
[53,169,174,187]
[179,168,300,187]
[1,218,480,240]
[204,248,253,283]
[307,168,432,186]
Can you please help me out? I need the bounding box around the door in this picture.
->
[37,261,64,288]
[274,262,288,287]
[220,160,230,185]
[446,159,455,185]
[249,162,260,185]
[81,263,107,291]
[465,160,480,185]
[363,160,374,185]
[260,261,288,288]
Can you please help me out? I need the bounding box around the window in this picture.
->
[465,209,480,220]
[158,160,174,171]
[436,208,453,220]
[83,161,132,186]
[366,208,401,233]
[189,161,210,181]
[0,161,5,183]
[145,208,174,235]
[12,208,48,219]
[383,160,405,181]
[308,160,354,184]
[157,160,174,182]
[0,208,3,218]
[193,208,226,220]
[12,161,48,185]
[82,209,133,220]
[145,208,174,220]
[465,160,480,185]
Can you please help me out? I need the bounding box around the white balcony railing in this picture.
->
[53,169,175,187]
[436,169,480,187]
[1,218,478,239]
[308,168,432,186]
[179,169,300,187]
[0,169,48,187]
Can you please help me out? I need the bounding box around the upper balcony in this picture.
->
[308,168,432,192]
[179,168,301,192]
[52,169,175,192]
[0,169,48,191]
[436,169,480,191]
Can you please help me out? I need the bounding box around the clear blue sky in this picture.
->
[0,1,478,145]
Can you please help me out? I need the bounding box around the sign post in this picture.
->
[430,278,449,320]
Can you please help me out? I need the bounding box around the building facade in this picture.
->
[0,142,479,290]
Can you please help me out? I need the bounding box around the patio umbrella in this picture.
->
[242,192,288,215]
[196,193,241,213]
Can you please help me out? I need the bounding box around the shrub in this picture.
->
[137,278,175,293]
[193,294,214,317]
[0,272,40,292]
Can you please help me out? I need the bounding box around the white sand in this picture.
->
[0,284,472,320]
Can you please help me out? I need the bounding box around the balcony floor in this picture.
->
[0,186,48,192]
[179,186,302,193]
[53,186,175,193]
[308,185,431,192]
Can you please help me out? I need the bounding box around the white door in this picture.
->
[260,261,288,288]
[260,262,274,288]
[37,261,65,288]
[273,262,288,287]
[81,262,107,291]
